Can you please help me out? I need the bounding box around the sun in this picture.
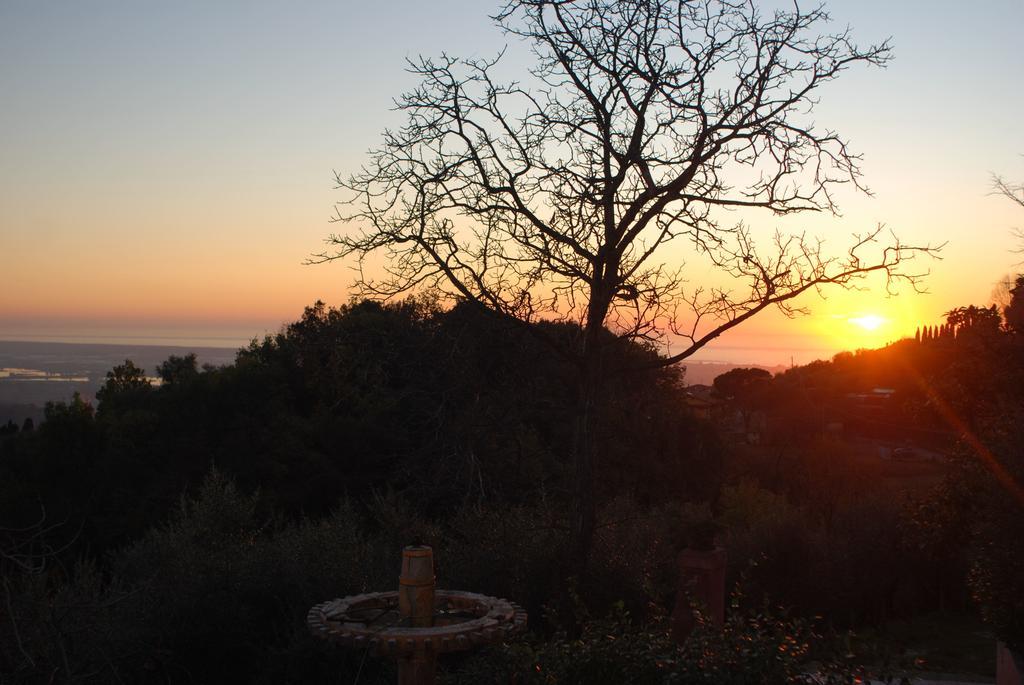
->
[848,314,886,331]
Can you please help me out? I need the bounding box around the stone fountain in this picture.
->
[308,546,527,685]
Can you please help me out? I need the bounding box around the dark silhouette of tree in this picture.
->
[1004,275,1024,334]
[713,366,772,434]
[156,354,199,385]
[993,167,1024,264]
[713,367,769,398]
[327,0,935,565]
[95,359,150,407]
[944,305,1001,339]
[993,168,1024,335]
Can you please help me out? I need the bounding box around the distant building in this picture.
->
[845,387,895,406]
[683,384,720,421]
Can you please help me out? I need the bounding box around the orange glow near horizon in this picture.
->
[777,284,919,358]
[2,0,1022,361]
[0,256,995,363]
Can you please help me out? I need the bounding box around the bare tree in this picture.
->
[993,174,1024,210]
[993,168,1024,263]
[992,274,1015,312]
[314,0,937,566]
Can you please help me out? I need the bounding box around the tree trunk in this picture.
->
[569,295,610,581]
[570,360,597,577]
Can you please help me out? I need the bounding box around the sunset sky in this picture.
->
[2,0,1022,364]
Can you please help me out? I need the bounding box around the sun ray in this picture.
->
[899,357,1024,507]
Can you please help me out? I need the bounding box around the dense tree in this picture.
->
[156,353,199,385]
[712,367,772,401]
[316,0,936,566]
[5,295,1021,679]
[0,299,711,560]
[713,366,772,434]
[965,424,1024,654]
[1004,275,1024,334]
[944,305,1000,336]
[95,359,151,408]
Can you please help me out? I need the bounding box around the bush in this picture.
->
[0,559,138,683]
[109,469,386,683]
[446,601,871,685]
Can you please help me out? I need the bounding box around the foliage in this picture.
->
[6,283,1024,678]
[0,469,696,683]
[318,0,938,572]
[156,353,199,385]
[675,501,723,552]
[446,601,870,685]
[95,359,151,408]
[943,305,1001,335]
[1003,275,1024,334]
[740,291,1024,649]
[713,368,773,401]
[959,421,1024,653]
[901,426,1024,653]
[0,298,708,562]
[0,558,138,684]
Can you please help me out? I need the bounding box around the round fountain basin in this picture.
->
[307,590,527,657]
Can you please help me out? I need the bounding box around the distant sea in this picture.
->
[0,339,239,424]
[0,334,838,425]
[0,332,253,349]
[683,344,837,367]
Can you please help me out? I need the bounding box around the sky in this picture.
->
[1,0,1022,364]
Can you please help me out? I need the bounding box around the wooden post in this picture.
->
[671,547,727,642]
[998,642,1023,685]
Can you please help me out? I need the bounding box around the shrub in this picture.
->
[445,601,871,685]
